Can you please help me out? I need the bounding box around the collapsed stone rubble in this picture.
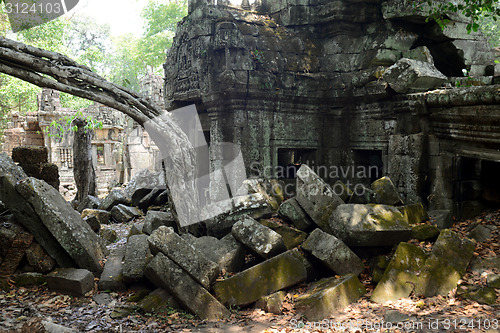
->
[1,152,494,322]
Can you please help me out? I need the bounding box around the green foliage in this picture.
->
[44,111,103,140]
[416,0,500,33]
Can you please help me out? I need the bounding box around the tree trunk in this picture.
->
[0,37,199,229]
[72,118,96,203]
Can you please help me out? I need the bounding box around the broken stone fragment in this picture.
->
[371,176,403,206]
[81,209,111,225]
[232,216,286,259]
[142,210,176,235]
[137,188,163,210]
[144,252,230,320]
[328,204,412,246]
[76,195,101,213]
[12,146,48,165]
[348,184,376,204]
[278,197,314,231]
[137,288,181,314]
[332,180,353,203]
[260,219,308,249]
[98,189,131,211]
[98,247,126,291]
[15,272,46,287]
[124,169,165,200]
[128,223,144,238]
[237,178,285,210]
[371,242,428,304]
[123,234,153,284]
[411,224,440,241]
[295,164,344,233]
[181,233,245,273]
[213,249,308,307]
[25,242,55,273]
[302,228,364,276]
[398,202,429,224]
[295,274,366,321]
[467,225,492,242]
[203,193,273,239]
[15,177,108,275]
[383,58,447,93]
[459,287,497,305]
[414,229,475,297]
[83,215,100,233]
[148,226,219,288]
[255,291,286,315]
[0,229,33,276]
[46,268,94,296]
[110,204,142,223]
[99,228,117,245]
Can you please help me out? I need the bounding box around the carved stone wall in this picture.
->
[165,0,500,218]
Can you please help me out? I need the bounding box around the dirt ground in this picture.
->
[1,210,499,333]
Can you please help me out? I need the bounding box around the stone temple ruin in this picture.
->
[165,0,500,219]
[1,74,165,197]
[0,0,500,329]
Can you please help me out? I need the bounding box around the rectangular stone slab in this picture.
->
[0,174,76,269]
[144,252,230,321]
[148,226,219,289]
[46,268,94,296]
[213,249,308,307]
[15,178,108,275]
[295,274,366,321]
[371,242,428,303]
[98,247,126,291]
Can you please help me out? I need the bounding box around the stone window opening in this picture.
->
[96,144,105,165]
[277,148,316,179]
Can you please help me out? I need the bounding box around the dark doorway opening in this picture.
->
[352,149,383,185]
[277,148,316,179]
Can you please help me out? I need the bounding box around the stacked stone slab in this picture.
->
[11,146,60,190]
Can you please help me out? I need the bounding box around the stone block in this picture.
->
[398,202,429,224]
[142,210,176,235]
[77,196,101,213]
[46,268,94,296]
[237,178,285,210]
[148,226,219,289]
[0,230,33,276]
[411,224,440,241]
[16,178,107,275]
[328,204,412,246]
[295,274,366,321]
[213,249,308,307]
[111,204,142,223]
[83,215,100,233]
[384,58,447,93]
[98,189,131,211]
[124,169,165,200]
[15,272,46,287]
[467,225,492,243]
[371,176,403,206]
[81,209,111,225]
[302,228,364,276]
[99,247,126,291]
[428,210,453,229]
[415,229,475,297]
[260,219,308,250]
[144,252,230,320]
[123,234,153,284]
[295,164,344,233]
[278,197,314,231]
[25,242,55,273]
[255,291,285,315]
[232,216,286,259]
[203,193,273,239]
[11,146,48,165]
[182,233,245,273]
[99,228,117,245]
[137,288,181,314]
[371,242,428,303]
[137,188,163,210]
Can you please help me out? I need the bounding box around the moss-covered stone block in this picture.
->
[255,291,286,314]
[371,242,428,303]
[260,219,308,249]
[415,229,475,297]
[137,288,181,314]
[411,224,440,241]
[371,176,403,206]
[278,198,313,231]
[460,287,497,305]
[15,272,46,287]
[213,249,308,306]
[295,274,366,321]
[398,203,429,224]
[328,204,412,246]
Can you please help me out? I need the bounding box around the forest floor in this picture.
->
[0,210,499,333]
